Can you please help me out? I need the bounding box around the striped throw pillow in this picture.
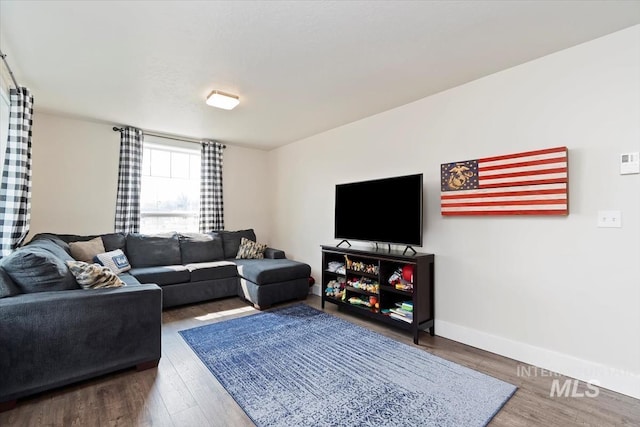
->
[236,237,268,259]
[66,261,125,289]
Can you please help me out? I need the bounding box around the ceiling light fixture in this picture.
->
[206,90,240,110]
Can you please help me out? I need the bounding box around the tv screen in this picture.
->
[334,173,423,246]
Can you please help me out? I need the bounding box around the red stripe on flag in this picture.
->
[479,167,567,181]
[442,199,567,208]
[479,156,565,172]
[442,209,568,216]
[479,178,567,189]
[441,188,566,200]
[478,146,567,163]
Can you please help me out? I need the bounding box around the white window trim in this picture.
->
[141,212,198,218]
[140,139,201,234]
[144,135,200,153]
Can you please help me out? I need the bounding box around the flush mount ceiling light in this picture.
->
[206,90,240,110]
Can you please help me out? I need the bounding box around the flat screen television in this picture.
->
[334,173,423,247]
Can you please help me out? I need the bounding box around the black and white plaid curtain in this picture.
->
[199,140,224,232]
[0,87,33,257]
[114,127,144,233]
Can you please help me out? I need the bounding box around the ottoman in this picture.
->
[233,259,311,309]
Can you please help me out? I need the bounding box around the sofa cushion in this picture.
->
[186,261,238,282]
[69,237,105,262]
[264,248,286,259]
[126,232,181,268]
[31,233,126,252]
[28,233,73,254]
[100,233,127,252]
[216,229,256,258]
[66,261,125,289]
[179,233,225,264]
[233,259,311,285]
[236,237,267,259]
[0,268,21,298]
[27,238,76,263]
[118,272,142,287]
[129,265,190,286]
[0,246,79,293]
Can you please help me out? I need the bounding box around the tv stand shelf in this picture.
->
[321,245,435,344]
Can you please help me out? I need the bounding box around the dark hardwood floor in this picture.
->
[1,295,639,426]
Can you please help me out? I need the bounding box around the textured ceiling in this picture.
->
[1,1,639,149]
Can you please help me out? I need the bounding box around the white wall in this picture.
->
[30,113,120,236]
[29,112,272,243]
[268,26,640,398]
[223,143,271,242]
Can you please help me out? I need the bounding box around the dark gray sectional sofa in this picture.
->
[0,237,162,411]
[28,228,311,309]
[0,228,310,410]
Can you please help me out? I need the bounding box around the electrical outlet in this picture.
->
[597,210,622,228]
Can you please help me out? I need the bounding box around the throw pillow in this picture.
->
[236,237,268,259]
[66,261,125,289]
[93,249,132,274]
[69,237,106,263]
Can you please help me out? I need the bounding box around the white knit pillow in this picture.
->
[93,249,131,274]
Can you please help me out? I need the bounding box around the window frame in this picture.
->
[140,137,201,234]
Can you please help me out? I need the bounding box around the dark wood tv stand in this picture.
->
[321,245,435,344]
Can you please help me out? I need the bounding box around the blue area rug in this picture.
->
[179,304,516,427]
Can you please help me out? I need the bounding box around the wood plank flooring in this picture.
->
[2,295,639,426]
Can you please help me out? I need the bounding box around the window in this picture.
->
[140,141,200,234]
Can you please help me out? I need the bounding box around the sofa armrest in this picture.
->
[0,284,162,402]
[264,247,286,259]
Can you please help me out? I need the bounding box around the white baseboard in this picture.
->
[436,319,640,400]
[310,284,321,296]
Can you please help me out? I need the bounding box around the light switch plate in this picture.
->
[597,210,622,228]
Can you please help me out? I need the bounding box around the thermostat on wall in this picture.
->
[620,152,639,175]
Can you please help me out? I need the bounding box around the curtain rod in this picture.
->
[0,49,20,89]
[112,126,226,149]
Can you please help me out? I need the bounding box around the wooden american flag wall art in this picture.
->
[440,146,568,216]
